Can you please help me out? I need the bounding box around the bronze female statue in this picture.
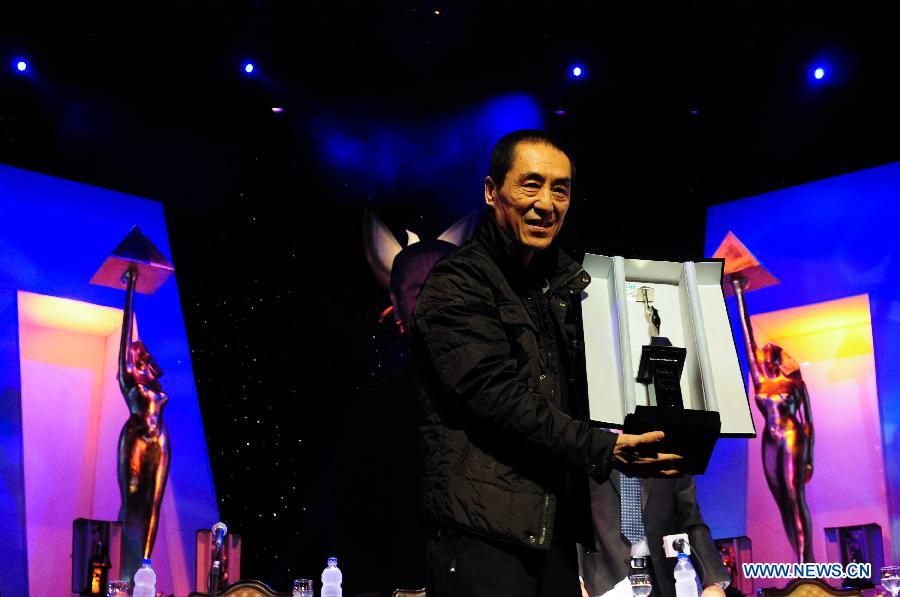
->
[117,269,171,579]
[732,276,814,563]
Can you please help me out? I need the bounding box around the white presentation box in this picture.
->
[581,255,755,448]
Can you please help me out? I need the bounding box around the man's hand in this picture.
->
[701,585,727,597]
[612,431,684,477]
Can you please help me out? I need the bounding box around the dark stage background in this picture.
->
[2,1,900,590]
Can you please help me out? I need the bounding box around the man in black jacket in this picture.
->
[412,130,685,596]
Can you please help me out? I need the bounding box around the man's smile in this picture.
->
[525,218,554,228]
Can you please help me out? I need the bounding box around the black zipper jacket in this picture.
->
[412,210,618,550]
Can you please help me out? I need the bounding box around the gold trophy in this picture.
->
[714,232,815,563]
[91,226,174,580]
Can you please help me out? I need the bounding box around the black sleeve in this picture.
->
[414,258,617,480]
[675,475,730,587]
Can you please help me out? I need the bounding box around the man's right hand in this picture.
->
[612,431,684,477]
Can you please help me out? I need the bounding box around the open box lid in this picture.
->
[581,254,755,438]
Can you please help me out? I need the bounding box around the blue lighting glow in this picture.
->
[571,65,583,78]
[309,93,543,196]
[243,62,255,74]
[16,60,27,72]
[814,67,825,80]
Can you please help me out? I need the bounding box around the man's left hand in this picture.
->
[701,585,727,597]
[613,431,684,477]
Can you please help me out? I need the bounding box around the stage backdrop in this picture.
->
[699,163,900,580]
[0,164,218,596]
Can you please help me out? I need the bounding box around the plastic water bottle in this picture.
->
[321,556,342,597]
[133,558,157,597]
[674,552,699,597]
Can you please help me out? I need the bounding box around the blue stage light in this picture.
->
[243,62,255,74]
[809,62,831,84]
[571,65,583,78]
[14,59,28,73]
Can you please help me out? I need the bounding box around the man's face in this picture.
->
[484,141,572,263]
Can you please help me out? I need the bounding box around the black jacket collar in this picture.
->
[472,209,590,293]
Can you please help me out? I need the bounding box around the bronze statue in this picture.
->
[91,226,175,581]
[117,268,171,579]
[732,275,814,563]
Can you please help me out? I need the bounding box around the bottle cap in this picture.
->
[327,556,338,567]
[142,558,152,567]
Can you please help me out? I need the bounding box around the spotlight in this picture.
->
[243,62,255,74]
[571,65,583,78]
[808,61,830,83]
[14,58,28,73]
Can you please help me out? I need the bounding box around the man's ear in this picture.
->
[484,176,497,206]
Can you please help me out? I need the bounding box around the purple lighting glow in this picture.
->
[271,107,284,113]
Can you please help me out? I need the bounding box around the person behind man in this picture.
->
[336,218,468,595]
[582,473,729,597]
[411,129,685,597]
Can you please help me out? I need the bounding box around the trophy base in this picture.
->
[636,339,687,409]
[623,405,721,474]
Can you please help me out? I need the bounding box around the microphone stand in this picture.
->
[208,541,223,597]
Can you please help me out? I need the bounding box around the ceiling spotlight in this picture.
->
[14,58,28,73]
[243,62,255,74]
[571,65,583,78]
[808,61,831,83]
